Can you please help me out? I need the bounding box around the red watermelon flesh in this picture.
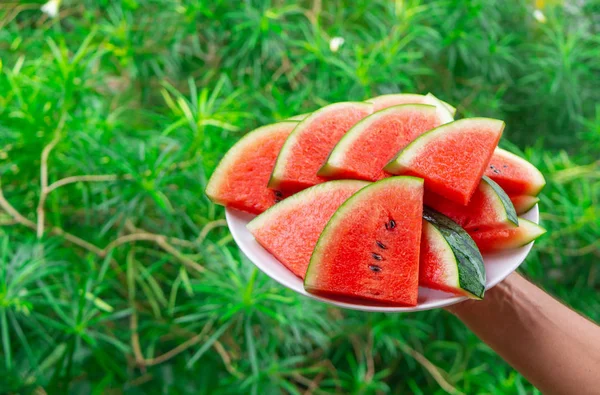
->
[385,118,504,205]
[468,218,546,253]
[485,148,546,196]
[247,180,368,279]
[304,177,424,306]
[205,122,298,214]
[318,104,445,181]
[269,102,373,193]
[424,176,518,231]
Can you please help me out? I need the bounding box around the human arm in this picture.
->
[448,272,600,395]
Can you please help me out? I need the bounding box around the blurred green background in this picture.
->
[0,0,599,393]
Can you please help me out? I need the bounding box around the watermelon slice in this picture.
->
[205,121,298,214]
[420,208,485,299]
[510,195,540,214]
[304,177,424,306]
[367,93,457,117]
[468,218,546,253]
[485,148,546,196]
[247,180,368,278]
[318,104,447,181]
[385,118,504,205]
[269,102,373,193]
[424,176,518,231]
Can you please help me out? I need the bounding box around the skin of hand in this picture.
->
[447,272,600,395]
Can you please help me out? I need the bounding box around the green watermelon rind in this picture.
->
[422,207,486,299]
[304,176,424,289]
[384,118,505,174]
[440,100,457,116]
[481,176,519,228]
[268,101,374,190]
[423,93,455,124]
[366,93,457,116]
[509,218,547,248]
[318,104,438,178]
[287,112,310,121]
[246,179,369,234]
[205,121,299,206]
[492,148,546,196]
[511,195,540,215]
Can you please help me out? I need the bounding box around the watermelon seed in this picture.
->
[489,165,501,174]
[376,240,387,249]
[371,252,383,261]
[274,190,283,197]
[388,219,396,229]
[369,264,382,272]
[503,165,508,168]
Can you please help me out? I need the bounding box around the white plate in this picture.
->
[226,205,539,312]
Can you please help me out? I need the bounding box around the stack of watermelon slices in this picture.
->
[206,93,546,307]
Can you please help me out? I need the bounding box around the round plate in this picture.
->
[226,205,539,312]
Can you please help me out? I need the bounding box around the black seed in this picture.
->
[503,165,508,168]
[389,220,396,229]
[274,190,283,197]
[493,169,501,174]
[489,165,495,169]
[472,227,480,232]
[369,265,382,273]
[371,252,383,261]
[376,240,387,249]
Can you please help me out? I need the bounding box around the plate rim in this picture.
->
[226,205,539,312]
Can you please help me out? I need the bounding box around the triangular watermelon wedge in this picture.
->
[205,121,298,214]
[424,176,518,231]
[385,118,504,205]
[247,180,368,278]
[485,148,546,196]
[269,102,373,193]
[318,104,448,181]
[305,177,424,306]
[420,208,485,299]
[468,218,546,253]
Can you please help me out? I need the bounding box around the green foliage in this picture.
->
[0,0,598,393]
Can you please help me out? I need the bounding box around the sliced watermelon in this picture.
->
[485,148,546,196]
[367,92,457,117]
[247,180,368,278]
[205,121,298,214]
[319,104,446,181]
[510,195,540,214]
[424,176,518,231]
[385,118,504,205]
[305,177,424,306]
[420,208,485,299]
[269,102,373,193]
[468,218,546,253]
